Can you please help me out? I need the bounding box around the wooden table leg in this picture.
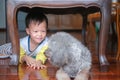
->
[6,0,19,65]
[98,2,111,72]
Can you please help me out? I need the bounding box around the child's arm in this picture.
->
[21,55,36,66]
[20,47,36,65]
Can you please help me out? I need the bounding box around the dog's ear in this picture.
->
[64,53,69,65]
[64,52,73,65]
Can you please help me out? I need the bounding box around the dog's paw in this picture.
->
[56,68,71,80]
[74,73,89,80]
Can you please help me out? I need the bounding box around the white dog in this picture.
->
[45,32,92,80]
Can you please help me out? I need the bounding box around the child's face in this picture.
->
[26,21,47,45]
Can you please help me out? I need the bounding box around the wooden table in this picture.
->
[6,0,112,72]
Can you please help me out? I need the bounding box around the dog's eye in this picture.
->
[45,49,53,56]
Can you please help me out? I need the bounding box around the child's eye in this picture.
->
[34,31,38,32]
[42,31,46,32]
[41,30,46,32]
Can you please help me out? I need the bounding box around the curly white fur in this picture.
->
[45,32,92,80]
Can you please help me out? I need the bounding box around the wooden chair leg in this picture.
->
[116,6,120,61]
[116,24,120,61]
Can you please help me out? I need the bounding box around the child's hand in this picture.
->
[22,55,46,69]
[36,60,47,69]
[31,60,46,69]
[22,55,36,66]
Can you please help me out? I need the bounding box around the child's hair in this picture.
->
[25,10,48,29]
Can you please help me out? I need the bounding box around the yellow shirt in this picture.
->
[19,45,48,64]
[19,36,48,64]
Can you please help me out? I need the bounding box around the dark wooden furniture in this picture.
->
[113,3,120,61]
[6,0,111,72]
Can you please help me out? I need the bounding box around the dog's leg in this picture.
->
[56,68,71,80]
[74,67,91,80]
